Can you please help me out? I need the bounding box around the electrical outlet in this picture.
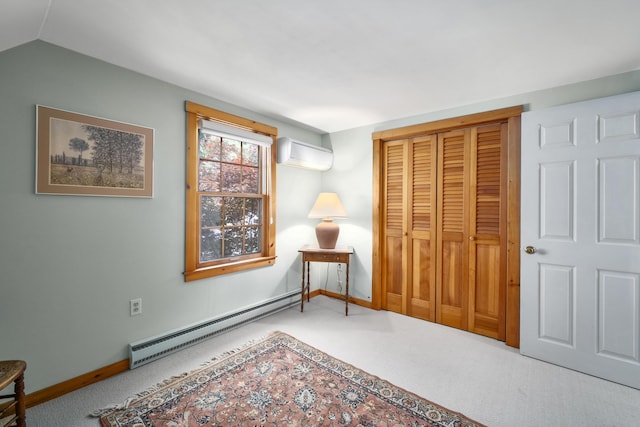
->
[337,263,343,271]
[130,298,142,316]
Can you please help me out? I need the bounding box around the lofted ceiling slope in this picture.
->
[1,0,640,133]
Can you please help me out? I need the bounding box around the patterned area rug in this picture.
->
[95,331,484,426]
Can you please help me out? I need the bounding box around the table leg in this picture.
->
[301,258,305,312]
[306,261,310,302]
[345,261,350,316]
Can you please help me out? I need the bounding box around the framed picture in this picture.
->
[36,105,154,197]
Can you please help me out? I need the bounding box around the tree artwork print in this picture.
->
[50,120,145,188]
[36,106,154,197]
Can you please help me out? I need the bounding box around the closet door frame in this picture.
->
[372,106,522,348]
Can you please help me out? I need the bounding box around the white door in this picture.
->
[521,91,640,389]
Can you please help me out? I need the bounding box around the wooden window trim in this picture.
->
[184,101,277,282]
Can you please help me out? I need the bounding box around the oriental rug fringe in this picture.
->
[94,331,484,426]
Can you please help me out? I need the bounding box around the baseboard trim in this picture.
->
[317,289,375,310]
[26,359,129,408]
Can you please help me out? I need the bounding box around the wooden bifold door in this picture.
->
[372,107,521,346]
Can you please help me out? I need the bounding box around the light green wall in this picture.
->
[0,41,324,393]
[2,39,640,395]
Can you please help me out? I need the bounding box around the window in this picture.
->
[184,102,277,281]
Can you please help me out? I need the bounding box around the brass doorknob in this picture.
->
[469,236,476,241]
[524,246,536,254]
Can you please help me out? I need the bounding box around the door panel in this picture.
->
[437,130,470,329]
[410,236,433,320]
[384,235,403,313]
[539,263,575,346]
[521,91,640,389]
[597,156,639,244]
[540,161,575,240]
[408,135,437,320]
[382,141,406,313]
[471,242,501,335]
[597,270,640,363]
[439,237,465,328]
[469,124,507,339]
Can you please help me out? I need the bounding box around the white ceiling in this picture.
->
[2,0,640,133]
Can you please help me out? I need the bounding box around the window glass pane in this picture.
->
[199,133,220,160]
[199,160,220,192]
[245,226,262,253]
[224,197,244,226]
[200,196,222,227]
[200,228,222,262]
[223,228,243,257]
[245,197,261,225]
[242,143,259,166]
[221,138,241,164]
[221,163,242,193]
[199,197,263,261]
[242,166,259,193]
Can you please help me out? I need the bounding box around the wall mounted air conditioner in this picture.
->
[277,137,333,171]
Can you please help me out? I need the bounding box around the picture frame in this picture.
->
[36,105,154,197]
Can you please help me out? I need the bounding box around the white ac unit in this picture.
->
[276,137,333,171]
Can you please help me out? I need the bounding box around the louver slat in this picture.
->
[385,144,404,231]
[441,133,466,232]
[412,138,431,231]
[475,128,502,235]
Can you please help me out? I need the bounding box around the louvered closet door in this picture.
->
[435,126,507,338]
[374,107,521,344]
[381,136,437,318]
[382,140,407,313]
[408,135,437,320]
[436,129,471,330]
[468,124,507,340]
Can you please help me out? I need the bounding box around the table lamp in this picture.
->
[308,192,347,249]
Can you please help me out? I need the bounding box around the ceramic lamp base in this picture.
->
[316,219,339,249]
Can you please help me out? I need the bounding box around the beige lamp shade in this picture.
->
[308,193,347,249]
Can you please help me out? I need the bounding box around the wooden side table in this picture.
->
[299,245,354,315]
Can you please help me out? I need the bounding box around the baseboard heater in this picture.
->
[129,289,300,369]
